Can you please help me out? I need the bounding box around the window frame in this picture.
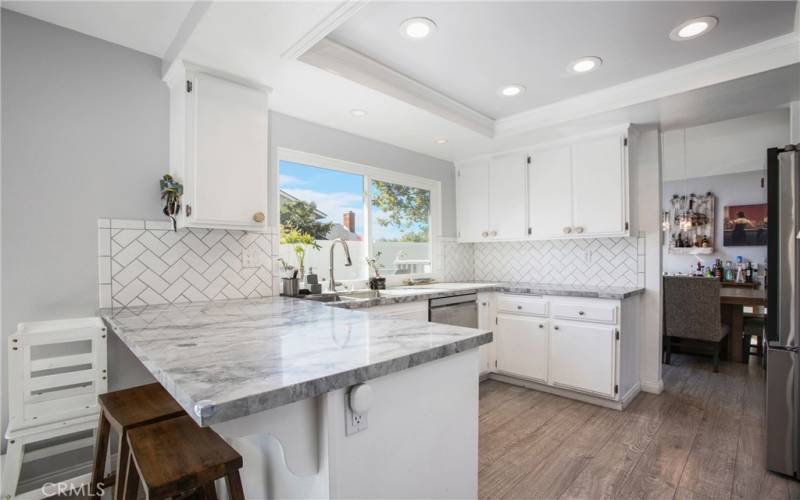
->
[275,147,442,286]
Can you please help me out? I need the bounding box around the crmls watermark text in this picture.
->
[41,482,105,497]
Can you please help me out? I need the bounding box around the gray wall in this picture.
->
[268,112,457,236]
[1,11,458,464]
[1,9,164,456]
[662,170,767,274]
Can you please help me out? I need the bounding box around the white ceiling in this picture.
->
[1,0,193,57]
[327,1,797,119]
[2,0,799,164]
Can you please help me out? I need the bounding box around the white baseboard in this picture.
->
[640,379,664,394]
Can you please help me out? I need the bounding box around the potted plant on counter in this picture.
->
[280,227,320,281]
[366,251,386,290]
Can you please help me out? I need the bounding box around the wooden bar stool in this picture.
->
[91,383,185,498]
[122,415,245,500]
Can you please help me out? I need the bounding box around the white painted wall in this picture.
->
[662,171,767,274]
[662,109,790,182]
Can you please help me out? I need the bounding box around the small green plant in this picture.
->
[160,174,183,231]
[280,227,320,272]
[366,251,383,278]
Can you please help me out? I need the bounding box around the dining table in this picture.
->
[720,286,767,362]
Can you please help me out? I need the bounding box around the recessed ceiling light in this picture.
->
[498,84,526,97]
[350,109,367,117]
[400,17,436,40]
[670,16,718,41]
[569,56,603,74]
[435,138,448,144]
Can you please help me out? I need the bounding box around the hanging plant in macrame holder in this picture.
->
[159,174,183,231]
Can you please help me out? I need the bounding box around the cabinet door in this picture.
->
[571,135,626,236]
[456,160,490,242]
[528,146,573,238]
[488,152,527,240]
[550,321,616,397]
[190,72,268,229]
[495,314,548,383]
[477,293,493,374]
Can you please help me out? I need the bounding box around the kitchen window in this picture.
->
[277,149,440,285]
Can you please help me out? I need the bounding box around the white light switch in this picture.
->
[242,247,260,268]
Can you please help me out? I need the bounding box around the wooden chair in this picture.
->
[742,316,766,361]
[90,383,186,498]
[3,317,107,499]
[122,415,245,500]
[663,276,730,372]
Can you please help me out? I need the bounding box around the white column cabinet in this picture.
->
[549,321,617,397]
[495,314,548,383]
[488,152,528,240]
[571,135,627,236]
[456,159,490,242]
[477,292,494,374]
[166,63,271,231]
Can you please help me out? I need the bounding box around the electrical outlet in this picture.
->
[344,386,370,436]
[241,247,260,268]
[345,407,368,435]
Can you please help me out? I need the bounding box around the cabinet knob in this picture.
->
[538,324,544,329]
[253,211,265,223]
[554,326,560,330]
[490,230,498,237]
[578,311,585,315]
[481,302,488,306]
[481,231,489,238]
[517,305,522,310]
[563,227,572,234]
[574,226,584,234]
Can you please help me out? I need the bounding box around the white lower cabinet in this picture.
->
[477,293,494,374]
[487,293,640,408]
[549,321,616,397]
[495,314,548,383]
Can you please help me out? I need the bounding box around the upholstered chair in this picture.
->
[663,276,730,372]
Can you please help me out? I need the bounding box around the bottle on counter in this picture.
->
[724,261,734,282]
[745,261,753,283]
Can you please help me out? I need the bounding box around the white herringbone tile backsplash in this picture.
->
[468,237,643,287]
[98,219,277,309]
[440,239,475,282]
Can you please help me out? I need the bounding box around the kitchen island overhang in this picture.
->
[102,296,492,499]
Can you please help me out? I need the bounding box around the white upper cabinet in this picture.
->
[456,159,490,242]
[488,152,528,240]
[166,63,270,231]
[571,135,626,236]
[528,146,572,239]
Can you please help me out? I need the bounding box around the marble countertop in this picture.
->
[102,296,492,426]
[331,282,645,309]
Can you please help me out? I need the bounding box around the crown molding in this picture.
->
[300,38,494,137]
[495,32,800,138]
[281,0,370,60]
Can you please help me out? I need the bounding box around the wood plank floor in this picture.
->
[479,354,800,500]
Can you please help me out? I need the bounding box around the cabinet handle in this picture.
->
[563,227,572,234]
[574,226,584,234]
[481,302,487,306]
[481,231,489,238]
[490,230,498,237]
[554,326,560,330]
[538,324,544,329]
[253,211,265,223]
[578,311,585,316]
[186,204,192,217]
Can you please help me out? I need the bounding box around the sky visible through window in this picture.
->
[280,160,364,236]
[279,160,430,241]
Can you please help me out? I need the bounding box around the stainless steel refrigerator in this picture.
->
[766,145,800,477]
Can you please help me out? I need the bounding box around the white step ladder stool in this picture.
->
[2,317,108,499]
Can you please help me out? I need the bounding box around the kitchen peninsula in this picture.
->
[102,296,492,499]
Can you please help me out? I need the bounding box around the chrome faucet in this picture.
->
[329,238,353,292]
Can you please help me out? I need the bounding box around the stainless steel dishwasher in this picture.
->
[428,293,478,328]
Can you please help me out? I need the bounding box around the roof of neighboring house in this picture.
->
[326,223,360,241]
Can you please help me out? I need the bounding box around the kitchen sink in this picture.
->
[302,293,343,302]
[340,290,381,300]
[302,289,383,303]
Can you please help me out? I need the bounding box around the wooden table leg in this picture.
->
[90,412,110,497]
[722,304,745,363]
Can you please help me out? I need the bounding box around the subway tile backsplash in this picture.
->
[441,236,645,288]
[98,219,277,309]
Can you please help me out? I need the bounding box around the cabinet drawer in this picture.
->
[497,295,548,316]
[552,301,617,324]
